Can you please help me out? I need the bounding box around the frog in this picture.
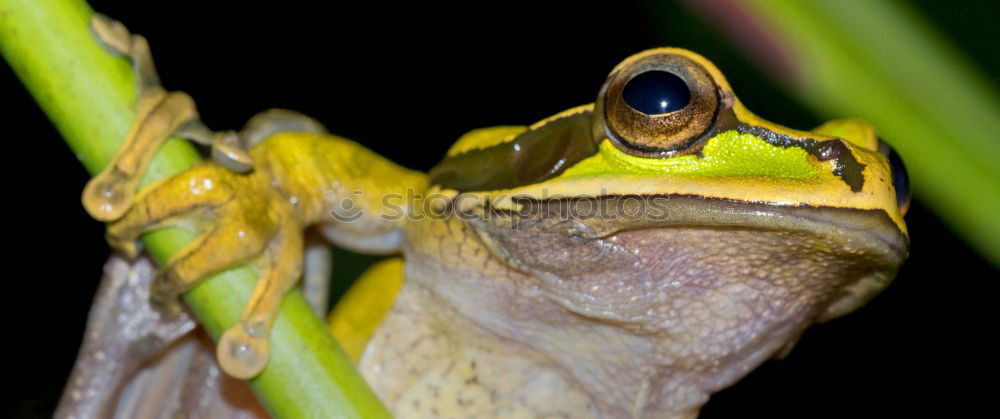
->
[81,14,909,418]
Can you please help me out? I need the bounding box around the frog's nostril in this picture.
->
[622,70,691,115]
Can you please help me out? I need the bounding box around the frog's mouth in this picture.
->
[462,193,907,324]
[466,194,907,257]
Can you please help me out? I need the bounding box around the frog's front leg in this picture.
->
[106,132,427,378]
[85,14,428,380]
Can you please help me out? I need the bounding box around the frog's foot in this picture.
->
[81,88,202,221]
[83,15,257,220]
[83,15,200,221]
[106,163,304,379]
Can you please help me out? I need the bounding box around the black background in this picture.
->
[5,1,998,417]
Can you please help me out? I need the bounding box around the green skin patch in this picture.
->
[559,130,818,180]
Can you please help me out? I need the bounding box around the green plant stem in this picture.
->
[0,0,390,417]
[737,0,1000,266]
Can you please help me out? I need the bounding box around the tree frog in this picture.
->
[82,15,909,418]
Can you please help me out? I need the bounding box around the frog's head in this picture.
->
[425,48,908,411]
[430,48,908,233]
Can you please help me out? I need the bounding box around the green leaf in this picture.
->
[687,0,1000,267]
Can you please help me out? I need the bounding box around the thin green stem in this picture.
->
[0,0,390,417]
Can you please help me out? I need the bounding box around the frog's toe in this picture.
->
[90,14,132,57]
[105,164,235,250]
[240,109,328,147]
[216,222,304,379]
[151,219,274,313]
[218,323,270,379]
[149,274,184,318]
[210,131,255,173]
[82,168,135,222]
[106,231,142,259]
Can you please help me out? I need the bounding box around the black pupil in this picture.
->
[622,70,691,115]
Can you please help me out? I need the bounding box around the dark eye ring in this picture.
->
[878,139,910,215]
[593,51,720,157]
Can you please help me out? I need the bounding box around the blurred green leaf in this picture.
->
[687,0,1000,267]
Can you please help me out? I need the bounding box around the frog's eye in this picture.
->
[878,139,911,216]
[595,51,719,157]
